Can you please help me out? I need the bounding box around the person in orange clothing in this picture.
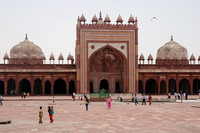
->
[149,94,152,105]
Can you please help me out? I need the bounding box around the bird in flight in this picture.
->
[151,17,157,21]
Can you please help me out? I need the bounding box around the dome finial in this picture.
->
[171,35,173,41]
[25,33,28,40]
[99,11,102,20]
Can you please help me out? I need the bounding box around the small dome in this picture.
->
[10,34,45,59]
[4,52,9,59]
[67,53,73,60]
[104,14,111,23]
[128,14,134,24]
[58,53,64,60]
[139,53,144,60]
[156,36,188,59]
[80,14,86,22]
[91,14,98,23]
[116,15,123,24]
[148,54,153,60]
[41,54,45,60]
[49,52,55,60]
[190,54,195,61]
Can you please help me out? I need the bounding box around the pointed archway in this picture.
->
[34,79,42,94]
[145,78,158,94]
[0,80,5,95]
[160,80,166,94]
[115,82,120,93]
[69,80,75,94]
[90,81,93,93]
[179,79,190,93]
[100,79,109,91]
[169,78,176,93]
[45,80,51,94]
[18,79,31,94]
[193,78,200,94]
[54,78,66,94]
[139,80,143,93]
[7,78,16,95]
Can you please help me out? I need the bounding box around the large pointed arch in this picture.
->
[145,78,158,94]
[89,44,128,93]
[34,78,42,94]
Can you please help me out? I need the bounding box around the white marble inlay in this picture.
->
[88,43,127,58]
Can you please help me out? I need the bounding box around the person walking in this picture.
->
[106,96,111,109]
[142,94,146,105]
[84,95,89,111]
[50,106,54,123]
[48,106,51,123]
[52,97,55,103]
[134,94,138,106]
[39,106,43,124]
[168,93,171,100]
[149,94,152,105]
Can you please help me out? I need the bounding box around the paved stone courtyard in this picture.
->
[0,96,200,133]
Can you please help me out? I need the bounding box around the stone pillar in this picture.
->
[166,75,169,94]
[31,75,34,95]
[51,75,54,95]
[190,76,193,94]
[176,78,179,93]
[143,78,146,94]
[158,77,160,94]
[16,75,19,94]
[4,74,7,95]
[42,75,45,95]
[66,75,69,95]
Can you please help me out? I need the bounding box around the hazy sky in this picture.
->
[0,0,199,64]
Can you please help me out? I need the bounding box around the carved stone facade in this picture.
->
[0,12,200,96]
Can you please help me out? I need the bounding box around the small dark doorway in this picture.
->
[34,79,42,94]
[90,81,93,93]
[54,78,66,94]
[179,79,190,93]
[69,80,75,94]
[0,80,4,95]
[45,80,51,94]
[169,78,176,93]
[193,78,200,94]
[7,78,16,95]
[145,78,158,94]
[19,79,31,94]
[139,80,143,93]
[115,82,120,93]
[100,79,109,90]
[160,80,166,94]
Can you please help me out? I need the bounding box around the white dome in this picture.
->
[10,35,44,59]
[156,36,188,59]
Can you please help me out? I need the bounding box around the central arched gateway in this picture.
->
[89,46,127,93]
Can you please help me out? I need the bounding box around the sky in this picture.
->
[0,0,199,64]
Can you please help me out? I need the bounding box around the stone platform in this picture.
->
[0,96,200,132]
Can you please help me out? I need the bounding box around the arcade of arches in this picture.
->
[138,78,200,94]
[0,77,76,95]
[89,47,126,93]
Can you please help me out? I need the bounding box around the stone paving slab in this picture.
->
[0,96,200,132]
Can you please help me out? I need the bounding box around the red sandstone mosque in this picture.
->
[0,12,200,95]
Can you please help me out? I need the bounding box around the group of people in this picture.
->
[132,94,152,106]
[39,106,54,124]
[168,92,188,100]
[21,92,30,98]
